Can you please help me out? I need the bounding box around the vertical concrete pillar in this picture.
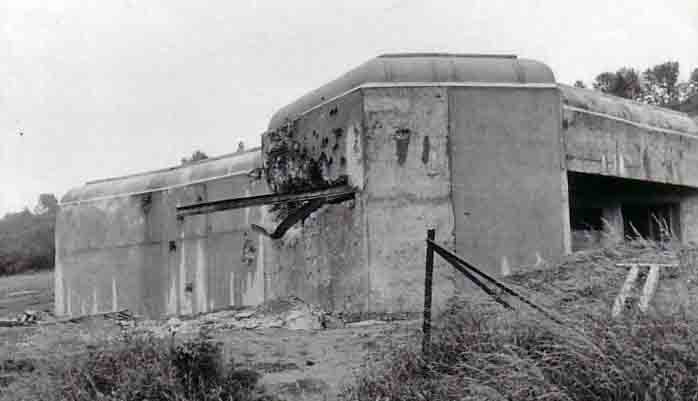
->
[602,203,623,246]
[560,171,572,254]
[54,260,65,316]
[54,215,65,316]
[680,193,698,245]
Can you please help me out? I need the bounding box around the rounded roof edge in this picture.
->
[61,148,262,204]
[559,84,698,135]
[268,53,555,130]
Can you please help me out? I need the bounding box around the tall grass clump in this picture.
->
[342,303,698,401]
[1,332,272,401]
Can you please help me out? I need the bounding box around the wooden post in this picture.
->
[422,229,435,356]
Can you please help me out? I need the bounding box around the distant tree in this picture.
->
[181,150,209,165]
[677,81,698,104]
[573,80,587,89]
[640,61,680,106]
[617,68,642,99]
[691,68,698,84]
[593,68,641,100]
[593,72,617,93]
[33,193,58,215]
[682,68,698,103]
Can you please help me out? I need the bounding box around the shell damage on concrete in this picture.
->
[261,120,350,221]
[263,128,320,194]
[393,128,412,165]
[262,122,348,194]
[421,135,430,164]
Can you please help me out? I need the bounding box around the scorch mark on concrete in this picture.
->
[422,136,430,164]
[393,128,411,165]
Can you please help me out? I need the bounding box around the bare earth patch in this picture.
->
[0,272,420,401]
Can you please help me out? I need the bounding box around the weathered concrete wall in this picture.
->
[56,151,269,318]
[561,86,698,187]
[449,87,568,276]
[56,196,152,316]
[563,108,698,186]
[362,87,456,312]
[680,193,698,245]
[260,91,369,312]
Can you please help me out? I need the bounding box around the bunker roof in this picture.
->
[61,148,261,204]
[560,84,698,135]
[268,53,556,130]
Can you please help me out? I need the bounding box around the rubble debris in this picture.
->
[0,319,21,328]
[5,290,39,298]
[0,358,35,374]
[0,310,46,327]
[346,319,388,327]
[56,309,136,325]
[250,361,300,374]
[135,296,330,338]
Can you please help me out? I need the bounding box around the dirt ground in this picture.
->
[0,272,421,401]
[0,271,53,317]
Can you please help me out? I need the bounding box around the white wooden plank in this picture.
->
[612,264,640,317]
[639,264,661,313]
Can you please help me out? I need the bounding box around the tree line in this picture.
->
[0,194,58,275]
[574,61,698,109]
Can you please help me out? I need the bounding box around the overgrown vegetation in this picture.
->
[342,240,698,401]
[343,306,698,401]
[1,333,273,401]
[0,194,57,276]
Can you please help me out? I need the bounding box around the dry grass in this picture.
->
[341,239,698,401]
[0,332,274,401]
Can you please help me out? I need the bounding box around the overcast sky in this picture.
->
[1,0,697,215]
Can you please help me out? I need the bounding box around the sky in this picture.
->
[1,0,697,215]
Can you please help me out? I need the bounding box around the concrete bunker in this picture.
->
[561,84,698,250]
[55,53,698,319]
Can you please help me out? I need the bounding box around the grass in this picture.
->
[342,307,698,401]
[0,270,53,297]
[1,331,273,401]
[341,239,698,401]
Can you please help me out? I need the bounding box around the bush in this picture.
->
[2,334,272,401]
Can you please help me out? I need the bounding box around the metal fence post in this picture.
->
[422,229,435,356]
